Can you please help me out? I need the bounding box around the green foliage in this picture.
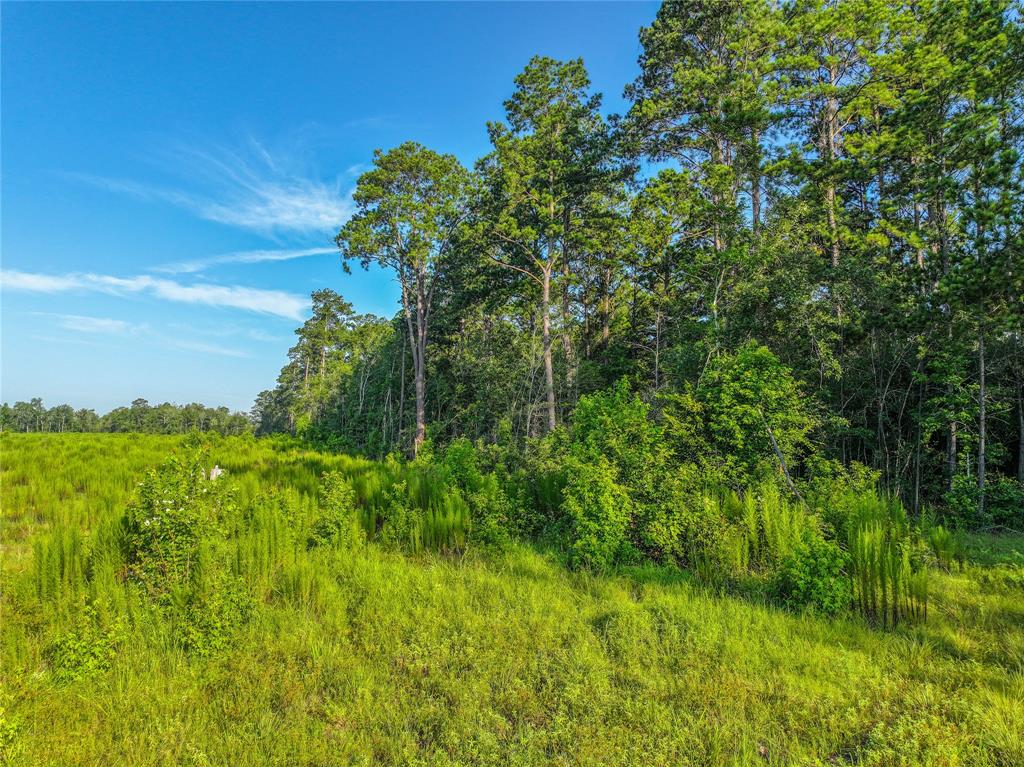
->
[0,397,253,435]
[842,493,928,627]
[637,471,725,569]
[775,537,852,615]
[44,602,126,683]
[560,455,632,571]
[926,523,961,571]
[377,480,420,550]
[121,448,235,593]
[944,473,1024,530]
[441,438,512,548]
[169,570,253,658]
[307,472,362,549]
[728,482,817,571]
[657,345,819,489]
[569,379,667,489]
[696,343,818,484]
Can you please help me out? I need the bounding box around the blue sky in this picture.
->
[1,1,657,412]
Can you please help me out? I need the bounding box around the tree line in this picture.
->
[252,0,1023,526]
[1,398,253,436]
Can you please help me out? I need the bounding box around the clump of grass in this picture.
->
[926,523,962,571]
[727,482,815,571]
[840,492,928,627]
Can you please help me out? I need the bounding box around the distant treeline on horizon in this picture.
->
[0,397,253,435]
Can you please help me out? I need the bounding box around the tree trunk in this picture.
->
[1017,357,1024,484]
[561,260,575,399]
[542,268,557,432]
[948,420,958,492]
[751,127,761,232]
[978,327,986,519]
[824,62,841,271]
[412,281,428,456]
[654,309,662,390]
[414,352,426,455]
[601,265,611,345]
[397,326,406,444]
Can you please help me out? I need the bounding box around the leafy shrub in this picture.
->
[802,458,880,532]
[775,536,851,614]
[443,438,511,548]
[561,455,632,571]
[668,343,818,486]
[465,473,512,548]
[308,472,362,549]
[638,472,725,569]
[378,481,422,550]
[570,379,667,490]
[169,570,253,657]
[121,448,236,593]
[944,474,1024,530]
[44,603,125,682]
[441,437,484,491]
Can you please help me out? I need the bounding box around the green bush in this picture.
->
[570,379,668,490]
[378,480,422,550]
[121,448,236,593]
[44,603,125,682]
[667,343,818,486]
[443,438,511,548]
[561,455,632,571]
[944,474,1024,530]
[775,536,851,614]
[638,472,725,569]
[169,570,253,657]
[308,471,362,549]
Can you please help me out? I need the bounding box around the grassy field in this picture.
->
[1,433,1022,766]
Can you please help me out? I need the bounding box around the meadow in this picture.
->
[1,432,1023,766]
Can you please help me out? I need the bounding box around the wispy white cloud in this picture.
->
[160,338,249,358]
[1,269,309,321]
[33,312,250,358]
[68,140,352,235]
[164,321,285,343]
[56,314,137,334]
[154,246,336,275]
[1,271,83,292]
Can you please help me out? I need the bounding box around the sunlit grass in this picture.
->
[2,433,1022,766]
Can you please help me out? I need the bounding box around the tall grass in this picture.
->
[720,482,816,575]
[2,434,1021,765]
[839,492,928,627]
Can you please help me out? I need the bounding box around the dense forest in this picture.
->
[255,0,1023,530]
[0,398,252,435]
